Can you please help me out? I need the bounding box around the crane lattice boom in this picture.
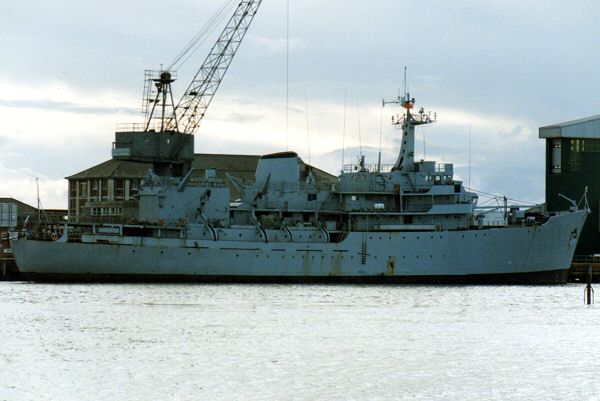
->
[166,0,262,135]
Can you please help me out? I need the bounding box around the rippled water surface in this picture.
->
[1,282,599,400]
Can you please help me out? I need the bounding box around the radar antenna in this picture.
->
[383,68,436,172]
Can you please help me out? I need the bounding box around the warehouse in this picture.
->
[540,115,600,257]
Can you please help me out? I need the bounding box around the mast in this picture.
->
[383,91,435,172]
[143,71,177,132]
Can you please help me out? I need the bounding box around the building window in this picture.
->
[584,139,600,152]
[551,139,561,174]
[101,179,108,201]
[90,207,122,216]
[570,152,582,172]
[91,180,99,200]
[130,179,140,198]
[115,179,125,201]
[78,181,88,199]
[571,138,600,153]
[571,139,583,153]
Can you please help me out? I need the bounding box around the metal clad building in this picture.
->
[540,115,600,255]
[0,203,17,228]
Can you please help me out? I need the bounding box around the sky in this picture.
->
[1,0,600,209]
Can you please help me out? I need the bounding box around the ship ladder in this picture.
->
[360,236,367,265]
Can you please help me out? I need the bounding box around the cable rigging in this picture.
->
[167,0,237,72]
[142,0,263,135]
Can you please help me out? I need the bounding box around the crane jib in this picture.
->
[165,0,263,135]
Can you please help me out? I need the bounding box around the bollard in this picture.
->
[584,264,594,305]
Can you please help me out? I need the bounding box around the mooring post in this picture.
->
[585,263,594,305]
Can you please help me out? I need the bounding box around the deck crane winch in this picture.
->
[112,0,263,176]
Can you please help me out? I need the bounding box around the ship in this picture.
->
[11,93,589,283]
[11,1,589,283]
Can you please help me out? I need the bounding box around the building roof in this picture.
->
[0,197,37,214]
[67,153,337,183]
[191,154,260,176]
[67,159,153,179]
[539,115,600,139]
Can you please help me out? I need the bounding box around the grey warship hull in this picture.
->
[12,210,587,284]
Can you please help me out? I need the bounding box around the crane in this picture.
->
[114,0,263,176]
[167,0,262,134]
[143,0,262,135]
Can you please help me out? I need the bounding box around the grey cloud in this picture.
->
[0,99,137,115]
[208,111,265,124]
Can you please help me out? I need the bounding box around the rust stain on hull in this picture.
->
[386,256,396,276]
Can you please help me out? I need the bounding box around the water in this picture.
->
[1,283,599,401]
